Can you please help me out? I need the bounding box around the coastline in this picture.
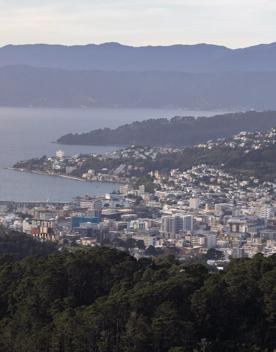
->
[8,167,126,185]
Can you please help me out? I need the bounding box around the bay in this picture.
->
[0,107,224,202]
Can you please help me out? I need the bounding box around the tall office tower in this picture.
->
[189,197,200,210]
[161,214,194,237]
[90,199,103,219]
[182,215,194,232]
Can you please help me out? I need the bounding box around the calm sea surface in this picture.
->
[0,107,224,202]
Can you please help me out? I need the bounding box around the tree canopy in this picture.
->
[0,234,274,352]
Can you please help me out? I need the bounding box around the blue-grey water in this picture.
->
[0,107,224,202]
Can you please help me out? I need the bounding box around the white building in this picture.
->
[56,150,65,159]
[189,197,200,210]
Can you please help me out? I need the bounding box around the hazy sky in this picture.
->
[0,0,275,48]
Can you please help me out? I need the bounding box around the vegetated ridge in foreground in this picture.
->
[0,226,57,261]
[58,110,276,146]
[0,229,275,352]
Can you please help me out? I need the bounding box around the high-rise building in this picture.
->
[258,205,274,219]
[161,216,176,236]
[182,215,194,232]
[228,218,248,233]
[205,233,217,249]
[215,203,233,217]
[161,214,193,237]
[189,197,200,210]
[90,199,102,219]
[139,185,145,195]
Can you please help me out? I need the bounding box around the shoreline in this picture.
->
[7,167,126,185]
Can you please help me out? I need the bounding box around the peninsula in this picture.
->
[57,111,276,147]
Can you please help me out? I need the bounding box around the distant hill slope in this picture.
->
[1,42,276,72]
[57,111,276,146]
[1,42,276,109]
[1,66,276,109]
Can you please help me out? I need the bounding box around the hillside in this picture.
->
[1,42,276,72]
[0,42,276,108]
[0,66,276,109]
[0,227,57,261]
[0,246,275,352]
[17,126,276,182]
[57,111,276,146]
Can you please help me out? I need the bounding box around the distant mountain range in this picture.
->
[57,111,276,146]
[1,42,276,72]
[1,42,276,109]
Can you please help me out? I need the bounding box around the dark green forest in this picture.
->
[0,227,57,261]
[0,230,275,351]
[57,111,276,147]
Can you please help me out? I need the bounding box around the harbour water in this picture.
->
[0,107,224,202]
